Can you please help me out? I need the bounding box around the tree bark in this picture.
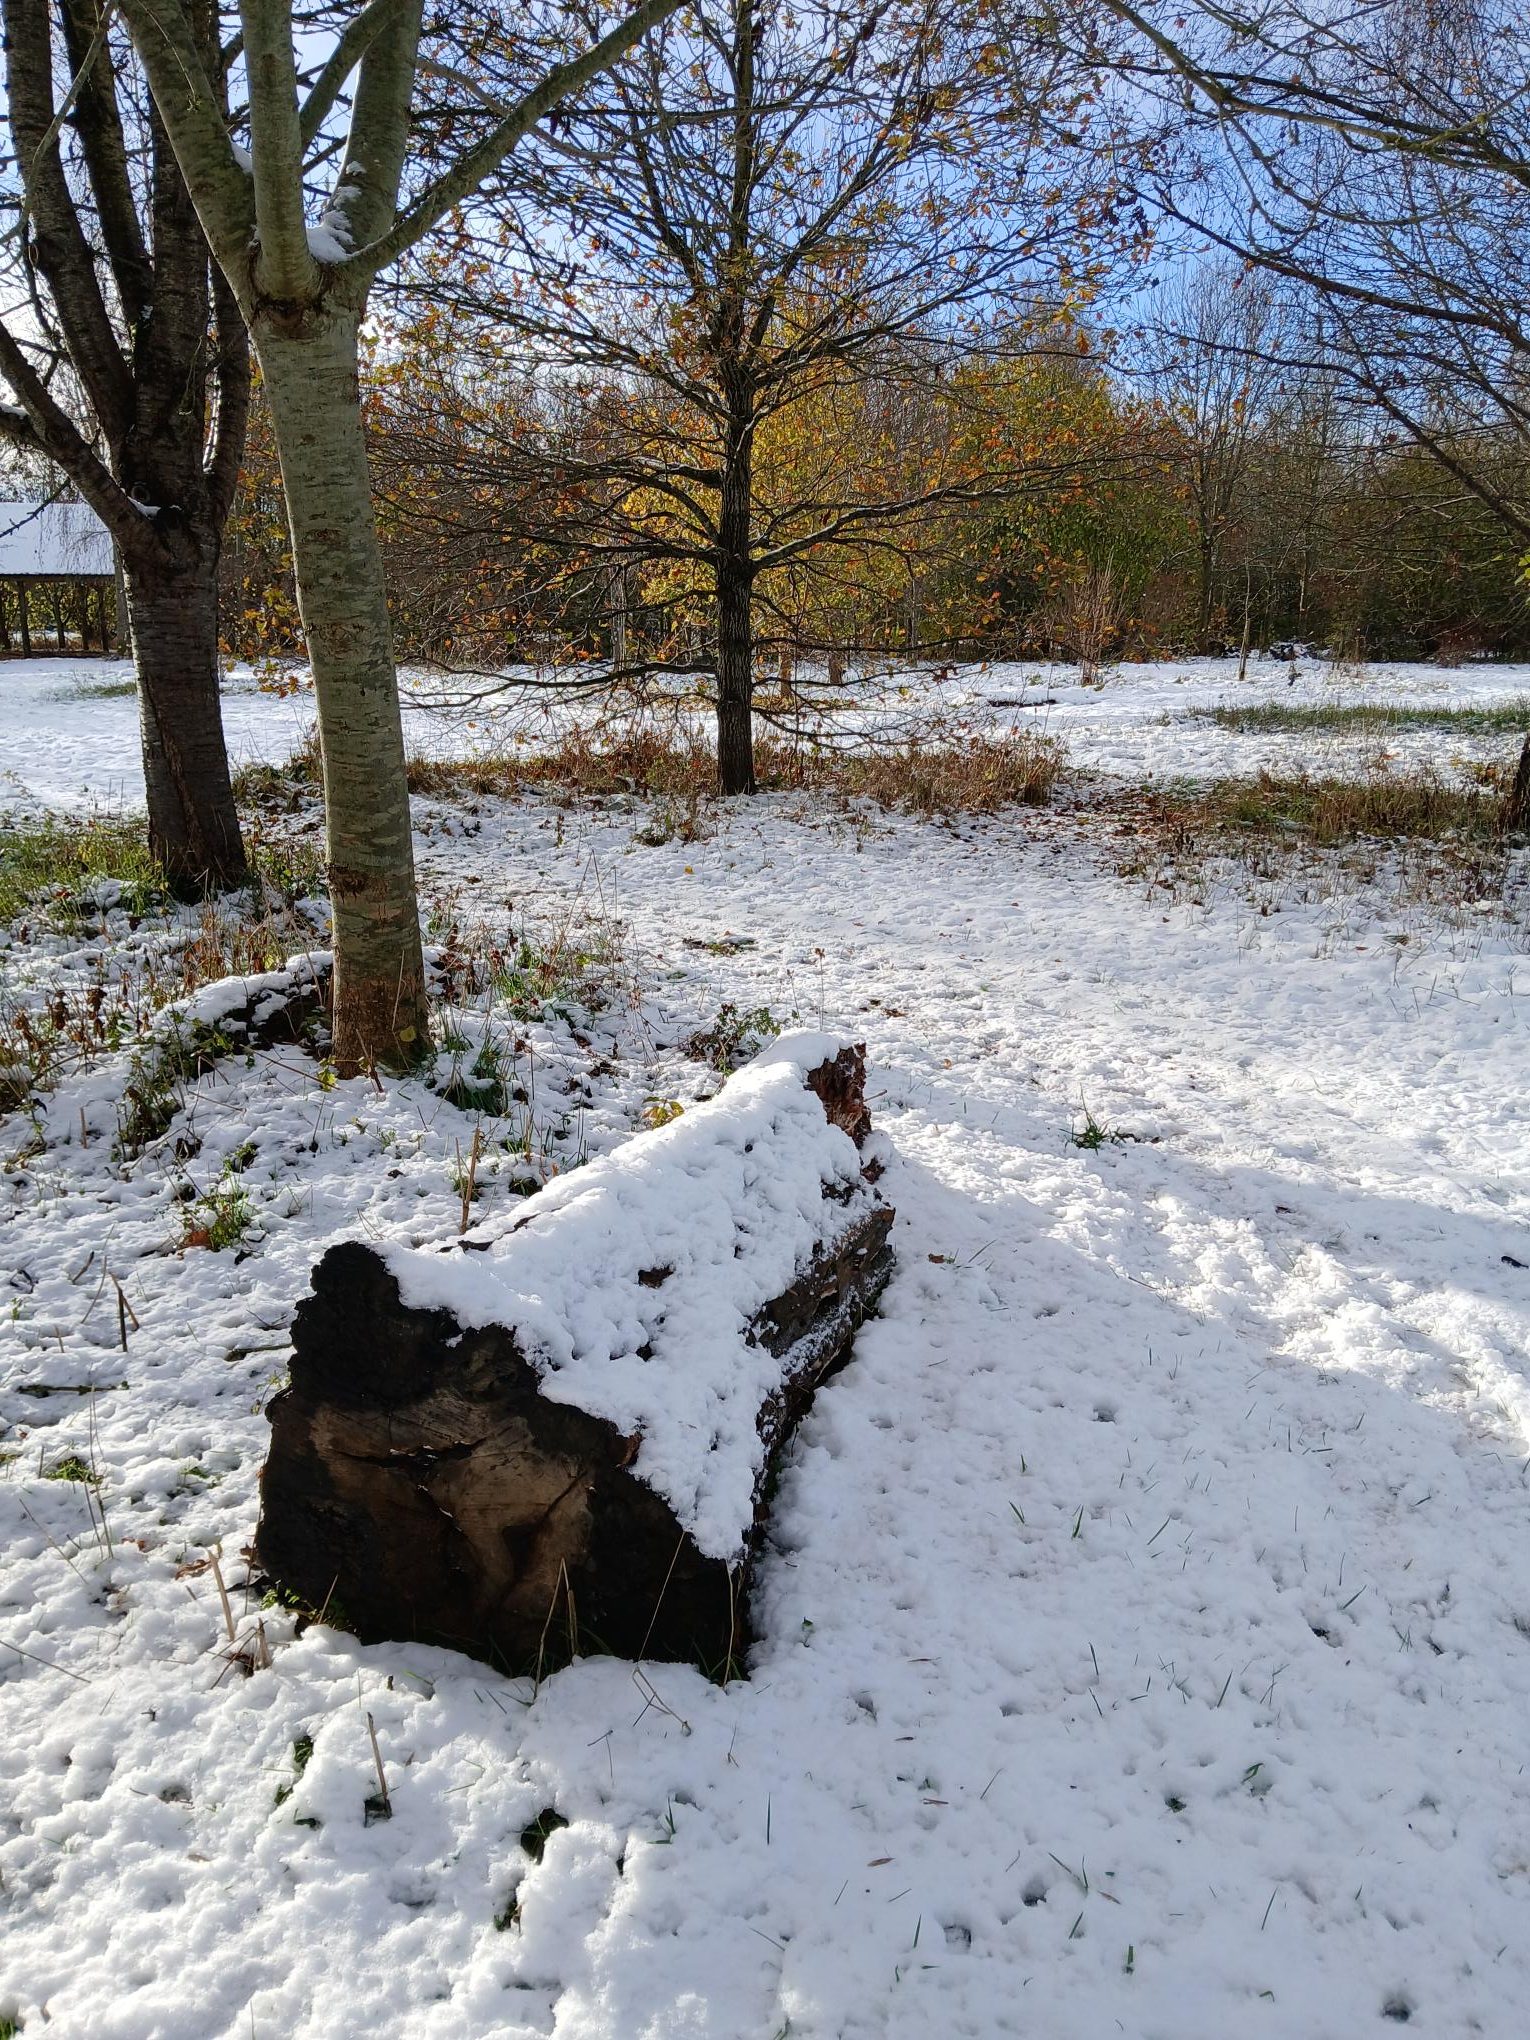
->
[256,1042,894,1676]
[257,313,429,1073]
[0,0,250,896]
[1504,732,1530,840]
[714,392,756,795]
[126,540,247,892]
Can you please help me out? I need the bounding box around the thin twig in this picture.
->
[366,1711,391,1814]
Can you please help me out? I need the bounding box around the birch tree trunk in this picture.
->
[117,0,683,1069]
[258,314,429,1071]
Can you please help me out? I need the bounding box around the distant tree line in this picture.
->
[221,313,1530,676]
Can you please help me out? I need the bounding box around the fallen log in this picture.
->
[256,1033,894,1676]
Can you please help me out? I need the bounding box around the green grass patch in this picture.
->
[178,1169,255,1252]
[43,1453,98,1485]
[0,814,323,927]
[1193,699,1530,737]
[1071,1102,1126,1151]
[684,1001,783,1072]
[0,816,160,922]
[55,676,138,700]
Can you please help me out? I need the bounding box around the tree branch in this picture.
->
[241,0,322,297]
[1,0,134,444]
[206,267,252,526]
[0,319,153,558]
[349,0,686,280]
[60,0,155,328]
[117,0,256,274]
[298,0,409,150]
[319,0,424,258]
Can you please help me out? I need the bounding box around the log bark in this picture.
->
[256,1044,894,1677]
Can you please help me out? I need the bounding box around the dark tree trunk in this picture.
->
[715,390,756,795]
[0,0,250,892]
[1505,732,1530,839]
[18,584,31,657]
[1196,532,1218,652]
[716,555,755,795]
[126,538,247,893]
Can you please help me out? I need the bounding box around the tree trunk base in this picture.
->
[1504,732,1530,839]
[128,551,248,895]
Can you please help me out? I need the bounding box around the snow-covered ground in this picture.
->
[3,650,1527,811]
[2,660,1529,2038]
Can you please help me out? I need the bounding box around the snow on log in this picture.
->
[255,1034,894,1675]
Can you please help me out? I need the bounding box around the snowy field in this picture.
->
[3,649,1528,810]
[2,657,1529,2038]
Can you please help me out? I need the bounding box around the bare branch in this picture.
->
[350,0,686,280]
[0,319,151,558]
[298,0,408,150]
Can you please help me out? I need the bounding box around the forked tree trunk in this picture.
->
[258,313,429,1074]
[126,542,247,893]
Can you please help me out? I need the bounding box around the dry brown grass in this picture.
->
[1129,764,1510,850]
[401,723,1064,817]
[1104,762,1522,935]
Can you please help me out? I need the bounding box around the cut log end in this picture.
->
[255,1041,894,1677]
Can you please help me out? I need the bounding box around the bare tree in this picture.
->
[389,0,1115,792]
[0,1,250,891]
[115,0,684,1069]
[1096,0,1530,822]
[1141,264,1287,649]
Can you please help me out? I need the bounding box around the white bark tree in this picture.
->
[116,0,684,1069]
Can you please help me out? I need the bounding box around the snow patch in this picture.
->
[388,1030,876,1558]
